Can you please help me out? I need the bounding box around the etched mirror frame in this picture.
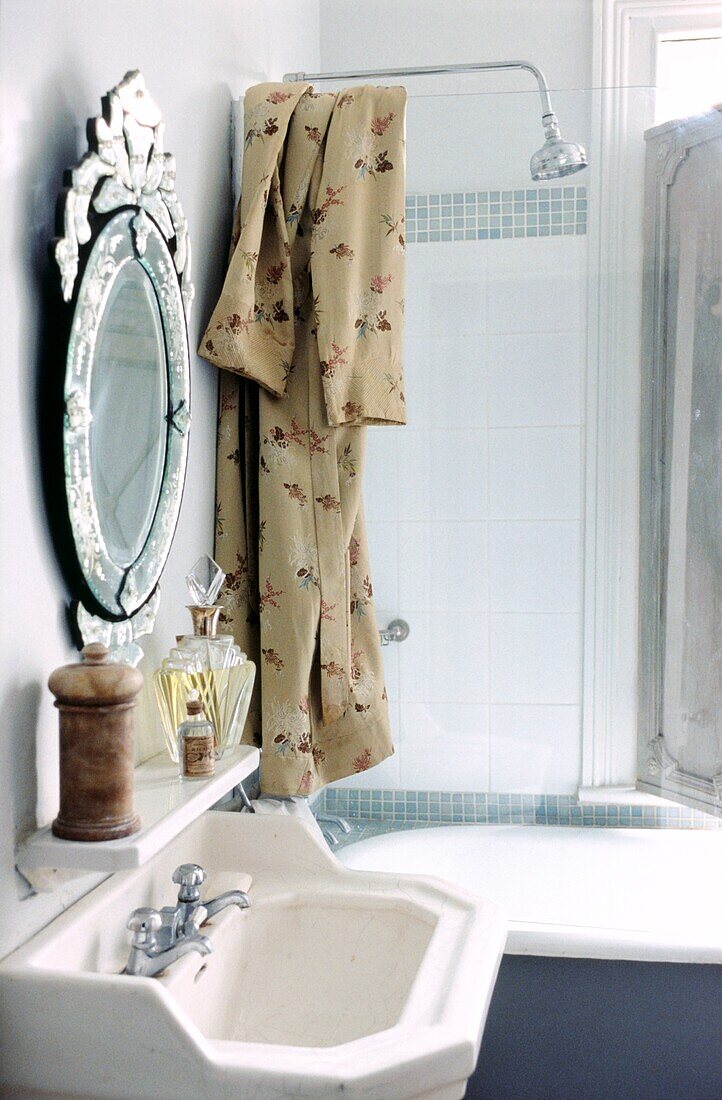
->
[54,71,192,659]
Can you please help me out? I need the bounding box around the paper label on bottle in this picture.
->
[182,735,215,778]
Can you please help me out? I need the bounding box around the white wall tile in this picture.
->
[486,332,584,426]
[489,521,581,613]
[403,261,433,337]
[404,242,488,336]
[399,703,490,791]
[399,611,489,703]
[363,425,400,522]
[404,333,487,429]
[486,238,587,334]
[489,705,581,793]
[489,426,582,520]
[398,429,488,522]
[365,521,399,610]
[430,271,487,339]
[490,613,581,704]
[399,522,488,613]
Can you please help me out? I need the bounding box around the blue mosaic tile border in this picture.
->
[405,185,588,242]
[315,788,720,829]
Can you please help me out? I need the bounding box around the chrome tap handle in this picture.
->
[172,863,206,904]
[124,906,212,977]
[127,908,162,952]
[183,904,208,936]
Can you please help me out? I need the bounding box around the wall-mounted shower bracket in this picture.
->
[379,619,410,646]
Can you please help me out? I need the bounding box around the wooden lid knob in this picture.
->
[48,646,143,706]
[82,643,110,664]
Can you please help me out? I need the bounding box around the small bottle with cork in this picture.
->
[177,693,216,781]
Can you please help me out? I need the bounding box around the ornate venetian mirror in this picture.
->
[53,71,192,662]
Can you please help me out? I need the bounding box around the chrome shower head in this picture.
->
[530,112,588,180]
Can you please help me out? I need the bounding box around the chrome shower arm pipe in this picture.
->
[282,59,556,118]
[284,58,587,187]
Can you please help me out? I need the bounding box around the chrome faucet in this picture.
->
[123,863,250,977]
[123,907,212,978]
[157,863,251,948]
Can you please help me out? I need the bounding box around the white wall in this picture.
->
[318,0,593,89]
[0,0,319,959]
[318,0,595,796]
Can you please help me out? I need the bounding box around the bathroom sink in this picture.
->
[0,812,506,1099]
[164,892,435,1047]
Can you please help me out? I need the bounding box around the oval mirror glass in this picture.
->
[90,261,168,567]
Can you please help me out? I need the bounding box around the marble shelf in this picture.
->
[17,745,259,876]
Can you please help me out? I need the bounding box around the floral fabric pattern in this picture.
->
[199,83,407,796]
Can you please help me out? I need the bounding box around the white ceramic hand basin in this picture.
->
[0,812,506,1099]
[165,892,435,1047]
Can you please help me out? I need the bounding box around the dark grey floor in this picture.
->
[469,954,722,1100]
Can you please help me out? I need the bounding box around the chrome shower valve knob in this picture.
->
[379,619,410,646]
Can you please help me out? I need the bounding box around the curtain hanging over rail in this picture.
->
[200,81,407,795]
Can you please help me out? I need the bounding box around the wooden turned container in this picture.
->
[49,643,143,841]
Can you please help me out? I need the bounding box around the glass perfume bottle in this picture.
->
[154,555,256,762]
[154,647,203,763]
[177,695,215,781]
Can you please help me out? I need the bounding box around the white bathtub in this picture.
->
[338,825,722,964]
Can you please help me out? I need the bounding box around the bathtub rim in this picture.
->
[337,823,722,965]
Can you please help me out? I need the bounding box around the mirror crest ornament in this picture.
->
[54,71,192,664]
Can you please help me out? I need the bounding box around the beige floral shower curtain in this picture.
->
[199,82,407,795]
